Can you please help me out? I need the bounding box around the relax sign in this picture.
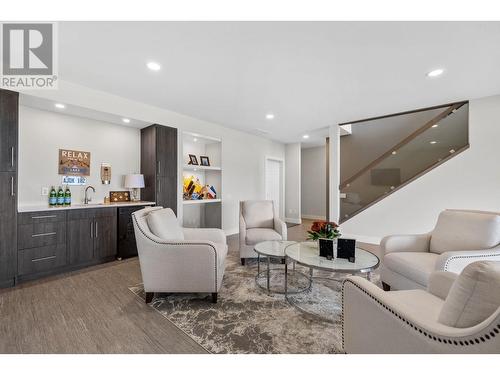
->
[58,149,91,176]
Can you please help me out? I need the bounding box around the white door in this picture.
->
[265,158,283,218]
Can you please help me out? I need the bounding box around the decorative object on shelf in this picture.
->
[104,196,110,204]
[307,221,341,260]
[101,163,112,184]
[62,175,87,185]
[58,149,91,176]
[188,154,198,165]
[337,238,356,263]
[110,191,131,202]
[200,156,210,166]
[183,175,217,201]
[124,174,145,201]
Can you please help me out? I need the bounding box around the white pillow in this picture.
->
[146,208,184,241]
[438,261,500,328]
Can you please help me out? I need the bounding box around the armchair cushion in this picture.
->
[241,200,274,229]
[427,271,458,300]
[245,228,282,246]
[430,210,500,254]
[384,252,438,286]
[146,208,184,241]
[438,261,500,328]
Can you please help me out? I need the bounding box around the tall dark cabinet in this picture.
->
[141,124,178,214]
[0,89,18,288]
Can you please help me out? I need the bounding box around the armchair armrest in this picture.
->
[183,228,227,244]
[435,246,500,274]
[380,233,431,256]
[239,212,247,246]
[274,217,287,240]
[427,271,457,300]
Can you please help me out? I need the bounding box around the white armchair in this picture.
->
[239,200,287,265]
[132,207,228,303]
[342,261,500,353]
[380,209,500,291]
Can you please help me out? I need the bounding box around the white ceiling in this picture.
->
[58,21,500,144]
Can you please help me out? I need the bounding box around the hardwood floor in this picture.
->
[0,220,379,354]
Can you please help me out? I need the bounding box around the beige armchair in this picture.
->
[342,261,500,353]
[132,207,227,303]
[380,209,500,291]
[239,200,287,265]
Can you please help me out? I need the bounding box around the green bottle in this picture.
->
[64,186,71,206]
[49,186,57,206]
[57,186,65,206]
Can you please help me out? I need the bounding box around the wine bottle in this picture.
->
[57,186,64,206]
[49,186,57,206]
[64,186,71,206]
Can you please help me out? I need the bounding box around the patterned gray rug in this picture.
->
[129,248,380,354]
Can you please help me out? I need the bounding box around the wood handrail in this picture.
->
[339,101,467,189]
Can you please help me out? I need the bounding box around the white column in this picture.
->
[328,124,340,223]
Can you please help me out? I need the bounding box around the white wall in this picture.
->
[24,80,285,235]
[341,94,500,244]
[285,143,301,224]
[301,146,326,220]
[18,106,140,207]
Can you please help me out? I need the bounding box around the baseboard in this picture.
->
[301,215,326,221]
[285,217,302,224]
[341,233,381,245]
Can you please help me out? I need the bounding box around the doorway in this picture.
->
[265,157,284,219]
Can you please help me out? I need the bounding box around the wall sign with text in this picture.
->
[62,176,87,186]
[58,149,91,176]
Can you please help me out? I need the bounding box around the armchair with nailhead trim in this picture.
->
[342,261,500,353]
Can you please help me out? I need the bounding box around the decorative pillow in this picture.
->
[146,208,184,241]
[438,261,500,328]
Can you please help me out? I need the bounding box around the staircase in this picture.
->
[339,101,469,223]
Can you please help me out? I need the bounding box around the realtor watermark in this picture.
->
[1,22,58,89]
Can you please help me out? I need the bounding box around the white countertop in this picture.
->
[18,201,156,213]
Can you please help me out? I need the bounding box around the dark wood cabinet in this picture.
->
[141,124,177,213]
[0,172,17,287]
[0,90,18,172]
[94,216,117,259]
[117,206,146,259]
[68,217,94,265]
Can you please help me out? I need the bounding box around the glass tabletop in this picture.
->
[285,241,379,273]
[254,240,298,258]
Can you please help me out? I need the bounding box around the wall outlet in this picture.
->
[41,187,49,196]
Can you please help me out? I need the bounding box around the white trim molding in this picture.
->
[301,214,326,221]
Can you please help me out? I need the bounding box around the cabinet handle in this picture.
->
[90,221,93,238]
[95,221,98,238]
[11,176,15,196]
[32,255,56,263]
[11,147,14,168]
[158,178,161,193]
[31,232,56,238]
[32,215,57,219]
[157,160,161,173]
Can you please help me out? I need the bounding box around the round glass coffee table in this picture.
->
[254,240,309,294]
[284,241,380,321]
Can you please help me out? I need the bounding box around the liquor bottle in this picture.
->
[64,186,72,206]
[57,186,65,206]
[49,186,57,206]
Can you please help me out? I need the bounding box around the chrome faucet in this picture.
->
[84,186,95,204]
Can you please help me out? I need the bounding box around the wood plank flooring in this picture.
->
[0,220,378,353]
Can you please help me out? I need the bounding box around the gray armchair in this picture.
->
[239,200,287,265]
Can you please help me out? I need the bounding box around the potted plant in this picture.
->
[307,221,341,260]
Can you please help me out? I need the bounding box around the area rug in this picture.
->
[129,248,380,354]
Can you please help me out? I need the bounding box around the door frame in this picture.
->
[264,156,285,219]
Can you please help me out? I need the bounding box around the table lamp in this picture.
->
[124,174,145,201]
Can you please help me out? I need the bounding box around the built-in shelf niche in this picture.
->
[182,132,222,229]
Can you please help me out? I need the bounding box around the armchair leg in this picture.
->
[382,282,391,291]
[241,258,246,266]
[211,293,218,303]
[145,292,154,303]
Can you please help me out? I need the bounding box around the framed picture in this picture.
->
[188,154,198,165]
[200,156,210,166]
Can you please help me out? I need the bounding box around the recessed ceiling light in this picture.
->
[430,141,438,144]
[147,61,161,71]
[302,134,310,139]
[427,68,444,78]
[54,103,65,109]
[431,124,439,128]
[265,113,275,120]
[122,118,130,123]
[193,138,198,142]
[391,150,397,155]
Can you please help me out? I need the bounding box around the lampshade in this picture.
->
[124,174,145,189]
